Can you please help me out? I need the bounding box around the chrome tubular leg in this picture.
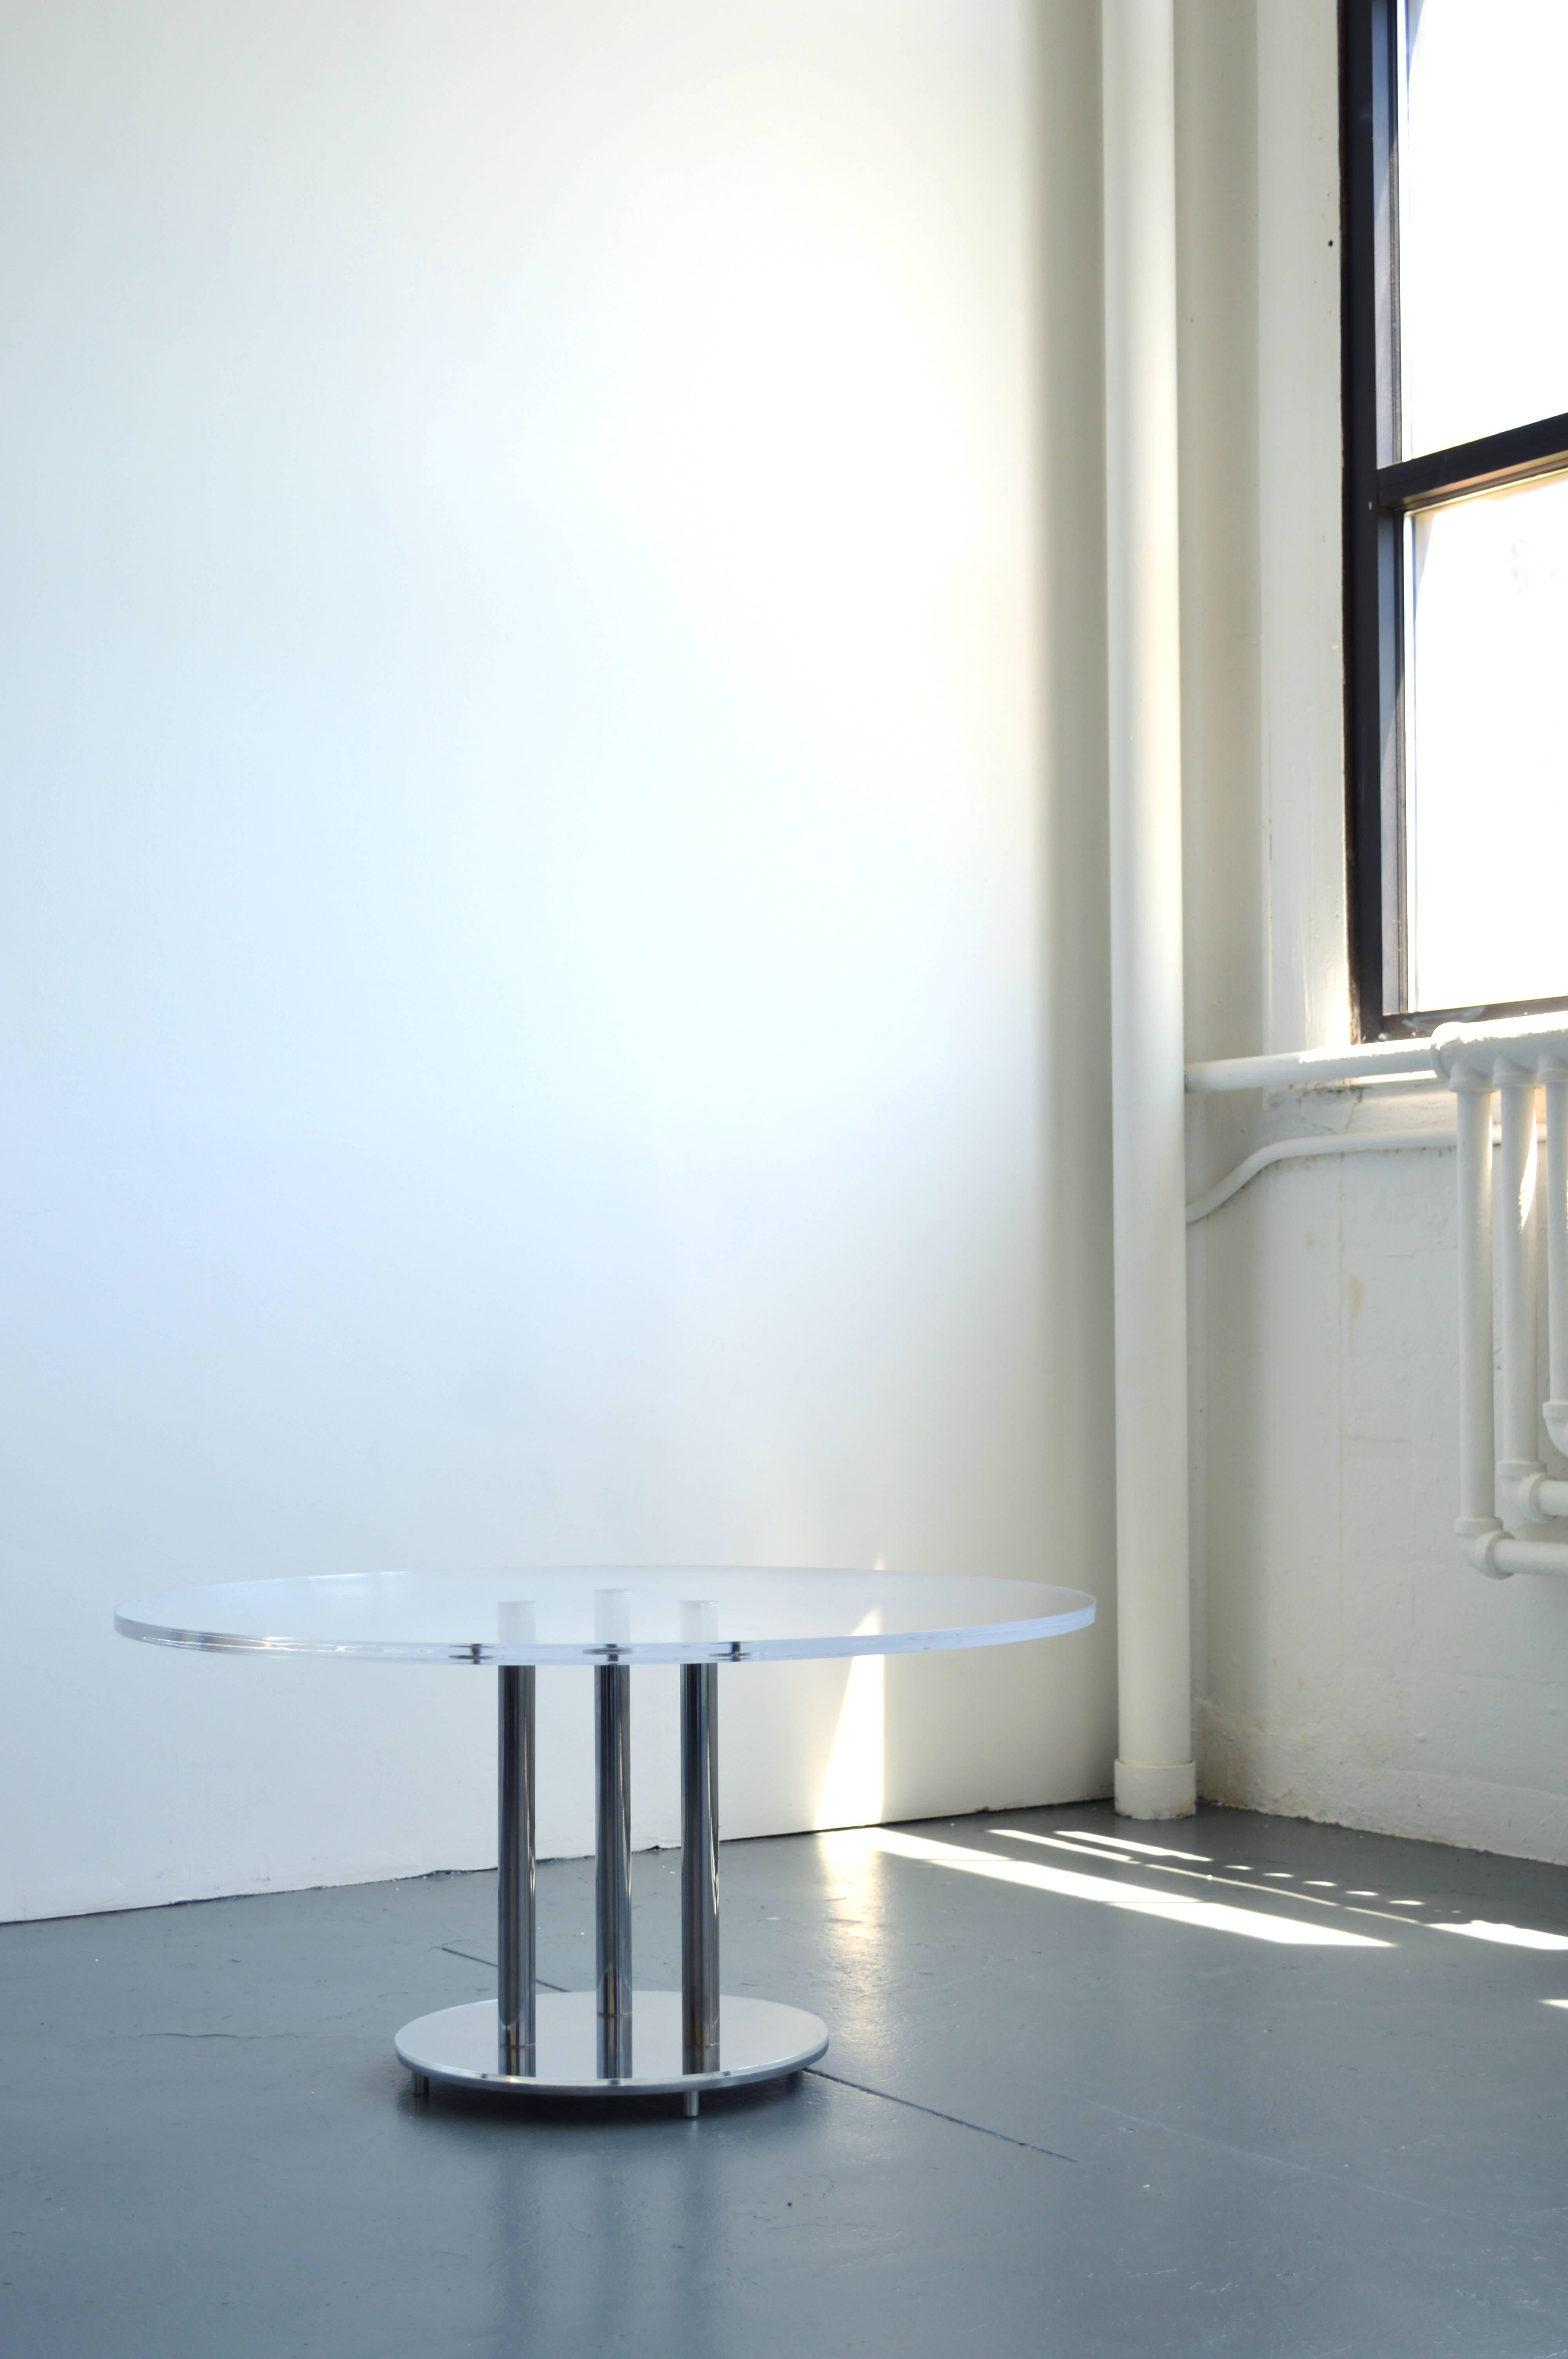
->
[497,1663,536,2075]
[681,1661,720,2074]
[595,1661,633,2078]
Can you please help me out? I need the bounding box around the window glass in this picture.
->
[1400,0,1568,456]
[1406,469,1568,1009]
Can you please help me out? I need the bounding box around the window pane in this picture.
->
[1401,0,1568,455]
[1406,471,1568,1010]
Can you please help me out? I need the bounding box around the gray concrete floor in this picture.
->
[4,1799,1568,2357]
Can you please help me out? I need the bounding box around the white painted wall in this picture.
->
[0,0,1117,1922]
[1177,0,1568,1864]
[32,0,1546,1917]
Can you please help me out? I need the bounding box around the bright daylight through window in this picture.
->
[1344,0,1568,1032]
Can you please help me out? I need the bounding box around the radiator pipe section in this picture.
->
[1544,1058,1568,1456]
[1190,1020,1568,1582]
[1443,1047,1568,1578]
[1497,1072,1543,1483]
[1513,1476,1568,1521]
[1480,1538,1568,1578]
[1454,1079,1501,1552]
[1185,1039,1440,1093]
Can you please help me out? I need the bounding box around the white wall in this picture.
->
[0,0,1117,1922]
[14,0,1550,1911]
[1176,0,1568,1865]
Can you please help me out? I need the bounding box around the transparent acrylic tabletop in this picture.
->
[114,1567,1096,1665]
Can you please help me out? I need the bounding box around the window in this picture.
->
[1343,0,1568,1038]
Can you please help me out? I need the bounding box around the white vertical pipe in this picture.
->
[1101,0,1194,1819]
[1497,1071,1542,1479]
[1453,1078,1499,1538]
[1543,1060,1568,1443]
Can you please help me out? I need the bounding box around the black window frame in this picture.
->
[1341,0,1568,1040]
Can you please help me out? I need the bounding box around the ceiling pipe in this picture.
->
[1100,0,1194,1820]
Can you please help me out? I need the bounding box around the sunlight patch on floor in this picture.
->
[1439,1921,1568,1952]
[840,1827,1392,1948]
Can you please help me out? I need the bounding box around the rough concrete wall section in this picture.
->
[1194,1147,1568,1865]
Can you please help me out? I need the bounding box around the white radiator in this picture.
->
[1434,1018,1568,1579]
[1186,1011,1568,1580]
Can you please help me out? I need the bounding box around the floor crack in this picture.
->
[127,2031,303,2041]
[440,1945,564,1989]
[805,2066,1077,2163]
[1087,2100,1509,2225]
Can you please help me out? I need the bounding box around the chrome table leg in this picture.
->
[595,1659,633,2079]
[396,1601,824,2105]
[681,1659,720,2076]
[497,1661,536,2075]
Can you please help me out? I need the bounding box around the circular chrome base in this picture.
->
[395,1991,828,2099]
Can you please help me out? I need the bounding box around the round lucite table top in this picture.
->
[114,1568,1095,1666]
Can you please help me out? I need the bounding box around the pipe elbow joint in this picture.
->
[1432,1025,1500,1091]
[1498,1461,1549,1531]
[1456,1517,1510,1580]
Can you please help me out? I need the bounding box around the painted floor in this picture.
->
[4,1799,1568,2358]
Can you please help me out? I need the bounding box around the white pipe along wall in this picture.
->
[1100,0,1195,1821]
[1547,1058,1568,1448]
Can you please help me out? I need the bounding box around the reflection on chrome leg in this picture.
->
[595,1659,633,2077]
[681,1657,720,2074]
[497,1661,537,2076]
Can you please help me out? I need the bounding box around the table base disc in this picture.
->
[395,1991,828,2098]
